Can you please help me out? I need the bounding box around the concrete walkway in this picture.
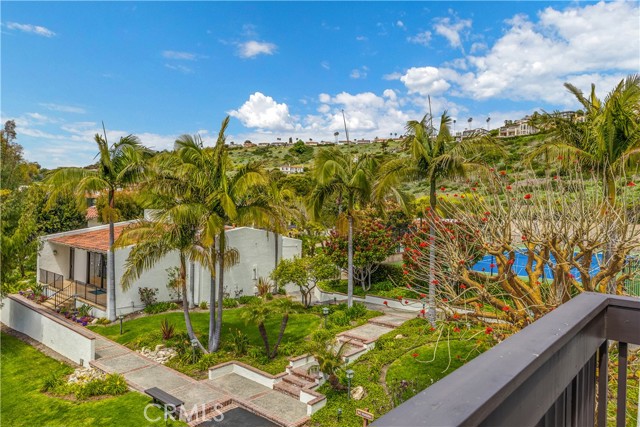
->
[89,335,309,427]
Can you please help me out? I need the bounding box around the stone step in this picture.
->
[337,332,369,345]
[368,318,406,329]
[291,364,321,382]
[342,343,368,359]
[274,380,301,399]
[282,374,313,389]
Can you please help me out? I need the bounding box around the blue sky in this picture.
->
[2,1,639,168]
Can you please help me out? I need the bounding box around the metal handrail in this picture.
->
[373,293,640,427]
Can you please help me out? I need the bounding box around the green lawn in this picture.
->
[0,332,183,427]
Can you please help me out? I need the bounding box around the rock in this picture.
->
[394,334,404,339]
[351,386,365,400]
[155,344,165,352]
[91,318,99,325]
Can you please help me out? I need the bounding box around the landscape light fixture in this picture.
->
[118,314,125,334]
[337,408,342,421]
[322,307,329,328]
[346,369,354,399]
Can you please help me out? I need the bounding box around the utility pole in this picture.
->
[342,109,350,144]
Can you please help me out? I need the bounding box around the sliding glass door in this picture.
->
[87,251,107,288]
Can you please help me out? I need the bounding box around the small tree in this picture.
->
[326,212,396,291]
[241,298,300,359]
[271,254,338,307]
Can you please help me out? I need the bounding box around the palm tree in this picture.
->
[174,117,274,352]
[44,131,150,320]
[308,147,378,307]
[265,171,296,270]
[270,297,296,358]
[530,74,640,206]
[312,338,349,391]
[115,211,209,351]
[241,299,272,357]
[375,111,502,323]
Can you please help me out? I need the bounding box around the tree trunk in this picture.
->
[604,172,617,294]
[270,313,289,359]
[208,268,216,352]
[275,232,279,270]
[180,254,206,352]
[328,374,346,391]
[212,231,225,352]
[427,177,437,325]
[258,322,270,356]
[189,261,195,309]
[107,189,117,321]
[347,214,354,308]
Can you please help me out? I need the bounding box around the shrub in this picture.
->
[41,373,64,392]
[165,266,182,300]
[265,293,274,301]
[231,329,249,355]
[370,263,405,285]
[72,374,128,400]
[199,301,208,310]
[77,304,92,318]
[237,295,259,305]
[102,373,128,396]
[96,317,111,325]
[160,318,175,340]
[222,298,239,308]
[345,302,367,320]
[138,287,158,307]
[256,277,271,298]
[144,301,173,314]
[196,352,228,372]
[329,311,350,327]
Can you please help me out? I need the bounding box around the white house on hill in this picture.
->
[37,221,302,318]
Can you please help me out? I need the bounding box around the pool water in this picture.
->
[471,252,603,281]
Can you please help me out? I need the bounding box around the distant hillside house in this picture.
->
[279,164,304,174]
[37,221,301,318]
[243,141,256,148]
[456,128,490,141]
[498,116,538,138]
[305,141,318,146]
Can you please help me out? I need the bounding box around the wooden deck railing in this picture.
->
[373,293,640,427]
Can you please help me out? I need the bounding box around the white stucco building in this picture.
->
[37,221,302,318]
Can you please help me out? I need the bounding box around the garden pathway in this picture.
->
[89,334,309,427]
[336,306,417,361]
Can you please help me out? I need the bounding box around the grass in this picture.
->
[310,318,494,427]
[89,302,380,377]
[0,332,183,427]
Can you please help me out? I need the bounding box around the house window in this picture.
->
[87,252,107,288]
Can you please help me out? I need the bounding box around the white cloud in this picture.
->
[383,72,402,81]
[162,50,197,60]
[400,66,452,96]
[407,31,432,46]
[350,66,369,79]
[6,22,56,37]
[321,61,330,70]
[236,40,277,58]
[229,92,295,131]
[39,103,86,114]
[433,16,471,49]
[165,64,193,74]
[356,35,368,41]
[395,20,406,30]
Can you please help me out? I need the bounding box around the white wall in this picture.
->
[113,246,180,315]
[192,228,302,302]
[38,241,71,279]
[1,295,95,366]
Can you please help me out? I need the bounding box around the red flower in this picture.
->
[521,236,527,241]
[453,327,461,333]
[419,241,427,248]
[553,175,559,180]
[489,263,496,268]
[489,168,495,172]
[453,313,460,319]
[502,306,510,312]
[404,300,409,304]
[524,194,532,200]
[431,279,439,285]
[484,211,491,216]
[383,301,388,305]
[628,182,636,187]
[430,327,436,331]
[412,353,419,358]
[506,185,512,190]
[471,187,477,192]
[406,284,412,289]
[419,293,426,298]
[397,296,402,300]
[420,309,425,314]
[459,284,467,289]
[403,270,408,275]
[485,327,493,334]
[507,259,514,265]
[440,186,446,191]
[499,170,507,176]
[454,193,458,197]
[557,155,563,160]
[442,298,448,302]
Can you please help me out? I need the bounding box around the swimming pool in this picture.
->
[471,251,603,281]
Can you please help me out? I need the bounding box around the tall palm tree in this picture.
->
[44,132,150,320]
[308,147,378,307]
[265,172,296,270]
[375,111,502,323]
[174,117,273,352]
[530,74,640,206]
[115,210,209,351]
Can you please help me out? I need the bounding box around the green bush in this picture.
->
[231,329,249,355]
[199,301,208,310]
[222,298,239,308]
[265,293,274,301]
[371,263,405,285]
[160,318,175,340]
[70,373,128,400]
[144,301,174,314]
[345,302,367,320]
[41,373,64,392]
[138,287,159,307]
[196,352,229,372]
[237,295,259,305]
[329,311,350,327]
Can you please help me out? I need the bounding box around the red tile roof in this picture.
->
[48,224,129,252]
[85,206,98,220]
